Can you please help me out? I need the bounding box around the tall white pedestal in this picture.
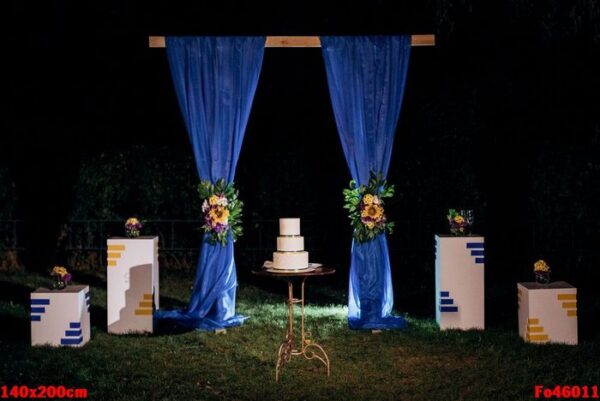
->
[435,234,485,330]
[107,236,159,334]
[31,285,90,347]
[517,281,577,345]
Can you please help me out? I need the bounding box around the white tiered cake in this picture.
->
[272,218,310,270]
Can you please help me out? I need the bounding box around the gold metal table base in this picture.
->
[275,278,330,382]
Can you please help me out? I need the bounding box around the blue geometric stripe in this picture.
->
[439,306,458,312]
[65,330,82,337]
[31,307,46,314]
[60,337,83,345]
[69,322,81,329]
[475,258,485,264]
[466,243,484,249]
[470,250,484,256]
[440,298,454,305]
[31,299,50,305]
[440,291,449,297]
[31,315,41,322]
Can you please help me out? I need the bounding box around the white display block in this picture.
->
[31,285,90,347]
[517,281,577,345]
[107,236,159,334]
[435,234,485,330]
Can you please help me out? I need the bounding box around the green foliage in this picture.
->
[343,171,395,243]
[69,147,201,220]
[198,178,244,246]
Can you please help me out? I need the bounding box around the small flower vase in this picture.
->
[54,280,67,290]
[126,229,139,239]
[535,271,550,284]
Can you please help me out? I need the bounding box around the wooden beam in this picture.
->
[149,35,435,48]
[265,36,321,47]
[149,36,166,48]
[410,34,435,47]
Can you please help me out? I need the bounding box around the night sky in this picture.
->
[3,1,600,323]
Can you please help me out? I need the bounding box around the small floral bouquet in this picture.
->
[533,259,551,284]
[51,266,72,290]
[343,172,395,243]
[447,209,469,236]
[125,217,143,238]
[199,178,243,246]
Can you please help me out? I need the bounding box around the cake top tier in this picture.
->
[279,218,301,236]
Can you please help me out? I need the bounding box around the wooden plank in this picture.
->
[149,35,435,48]
[411,34,435,46]
[149,36,166,48]
[266,36,321,47]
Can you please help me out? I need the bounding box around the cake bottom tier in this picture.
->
[273,251,309,270]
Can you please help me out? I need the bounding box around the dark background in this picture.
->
[2,1,600,331]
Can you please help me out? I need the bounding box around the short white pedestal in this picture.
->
[31,285,90,347]
[107,236,159,334]
[517,281,577,345]
[435,234,485,330]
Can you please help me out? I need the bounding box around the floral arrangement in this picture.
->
[125,217,143,238]
[447,209,469,236]
[51,266,72,290]
[533,259,551,284]
[343,172,395,243]
[199,178,243,246]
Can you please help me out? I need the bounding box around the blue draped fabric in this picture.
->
[321,36,411,329]
[156,36,265,330]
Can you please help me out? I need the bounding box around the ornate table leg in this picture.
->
[275,281,295,382]
[299,278,330,376]
[275,278,331,381]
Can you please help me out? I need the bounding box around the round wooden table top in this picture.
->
[252,266,335,278]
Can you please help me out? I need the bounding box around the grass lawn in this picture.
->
[1,270,599,401]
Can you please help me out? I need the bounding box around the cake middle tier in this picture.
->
[277,236,304,251]
[273,251,309,270]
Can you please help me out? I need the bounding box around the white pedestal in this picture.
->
[31,285,90,347]
[107,236,159,334]
[435,234,485,330]
[517,281,577,345]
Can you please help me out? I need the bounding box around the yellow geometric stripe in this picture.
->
[107,244,126,251]
[107,252,121,258]
[527,325,544,333]
[567,310,577,317]
[557,293,576,300]
[562,302,577,309]
[525,317,550,343]
[526,333,549,342]
[107,260,116,267]
[134,293,154,317]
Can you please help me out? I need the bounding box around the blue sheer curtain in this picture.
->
[156,36,265,330]
[321,36,411,329]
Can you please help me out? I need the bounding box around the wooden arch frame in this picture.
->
[148,35,435,48]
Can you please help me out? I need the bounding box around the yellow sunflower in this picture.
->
[362,194,375,205]
[453,215,465,224]
[534,260,549,272]
[361,204,384,220]
[208,194,220,206]
[209,206,230,225]
[52,266,68,277]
